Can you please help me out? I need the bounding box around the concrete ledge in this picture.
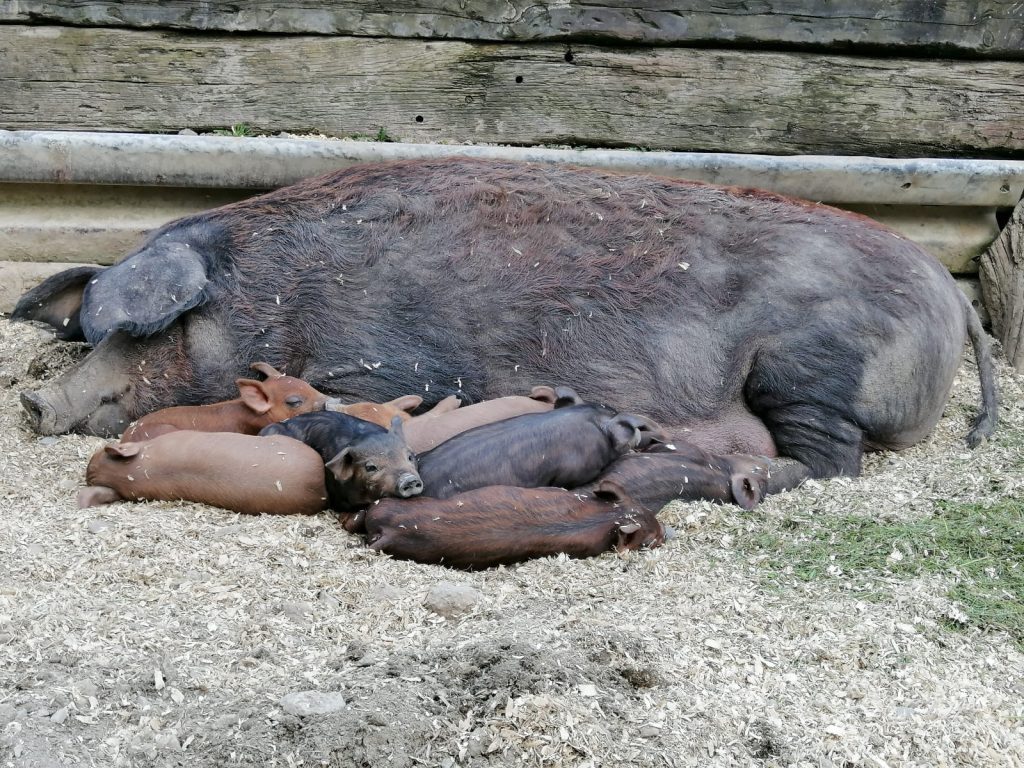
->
[0,131,1022,277]
[2,130,1023,207]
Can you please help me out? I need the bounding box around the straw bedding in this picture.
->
[1,316,1021,767]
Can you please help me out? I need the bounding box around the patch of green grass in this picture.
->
[739,499,1024,647]
[348,127,395,142]
[214,123,254,137]
[993,424,1024,454]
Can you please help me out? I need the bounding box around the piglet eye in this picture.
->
[365,463,379,472]
[285,396,303,407]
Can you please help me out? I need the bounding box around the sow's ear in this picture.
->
[80,240,210,345]
[11,265,103,342]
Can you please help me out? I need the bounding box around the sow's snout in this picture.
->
[21,386,131,437]
[20,389,62,435]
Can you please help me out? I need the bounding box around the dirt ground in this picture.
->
[0,315,1022,768]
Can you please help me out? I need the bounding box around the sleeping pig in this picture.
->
[416,401,666,499]
[363,481,665,568]
[328,393,461,429]
[260,411,422,512]
[577,442,771,511]
[77,431,327,515]
[402,385,571,453]
[121,362,329,441]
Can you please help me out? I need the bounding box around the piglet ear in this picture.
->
[615,523,643,552]
[622,413,667,451]
[606,414,643,453]
[427,394,462,415]
[592,478,627,504]
[553,386,583,409]
[730,473,766,511]
[389,414,407,440]
[250,362,285,379]
[529,385,556,404]
[325,447,355,481]
[386,395,423,414]
[236,378,273,415]
[103,442,141,459]
[607,412,666,452]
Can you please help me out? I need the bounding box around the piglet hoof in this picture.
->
[77,485,123,508]
[730,473,767,511]
[339,510,366,534]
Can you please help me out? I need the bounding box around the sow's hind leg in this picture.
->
[742,332,869,492]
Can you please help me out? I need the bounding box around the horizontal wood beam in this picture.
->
[2,1,1021,59]
[1,26,1023,158]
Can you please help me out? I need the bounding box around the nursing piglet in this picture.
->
[77,431,327,515]
[578,442,771,511]
[416,402,666,499]
[402,385,572,453]
[121,362,329,441]
[260,411,422,512]
[364,482,664,569]
[328,394,461,429]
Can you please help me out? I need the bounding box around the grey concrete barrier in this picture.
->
[2,130,1023,206]
[1,131,1022,279]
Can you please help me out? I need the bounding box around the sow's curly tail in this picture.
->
[962,290,998,447]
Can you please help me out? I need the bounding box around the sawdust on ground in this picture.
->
[0,316,1021,768]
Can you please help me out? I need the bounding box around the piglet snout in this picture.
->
[397,472,424,498]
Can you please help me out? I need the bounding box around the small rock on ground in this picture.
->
[279,691,347,717]
[424,582,483,618]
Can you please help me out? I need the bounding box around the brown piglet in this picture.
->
[402,386,565,453]
[120,362,329,441]
[362,481,665,569]
[327,394,461,429]
[78,431,328,515]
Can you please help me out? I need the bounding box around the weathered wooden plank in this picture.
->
[2,27,1023,158]
[980,202,1024,371]
[1,1,1021,58]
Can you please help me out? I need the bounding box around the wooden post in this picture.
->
[979,201,1024,372]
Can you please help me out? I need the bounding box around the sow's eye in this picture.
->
[285,396,304,408]
[364,462,379,473]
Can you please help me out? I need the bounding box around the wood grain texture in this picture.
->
[980,203,1024,371]
[2,1,1022,58]
[1,26,1022,158]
